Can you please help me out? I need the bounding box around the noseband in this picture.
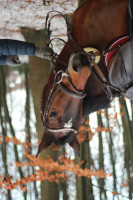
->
[54,70,86,99]
[43,123,78,135]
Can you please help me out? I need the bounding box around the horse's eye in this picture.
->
[49,111,58,118]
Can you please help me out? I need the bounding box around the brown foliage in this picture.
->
[0,136,110,192]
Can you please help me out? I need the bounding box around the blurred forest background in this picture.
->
[0,0,133,199]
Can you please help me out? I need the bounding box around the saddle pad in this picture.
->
[105,36,129,67]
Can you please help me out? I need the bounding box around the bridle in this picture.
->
[44,11,121,99]
[55,70,86,99]
[41,10,129,134]
[41,69,86,134]
[41,11,91,134]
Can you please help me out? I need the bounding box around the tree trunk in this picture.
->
[0,67,24,179]
[105,109,117,191]
[97,113,107,200]
[76,118,94,200]
[0,67,25,200]
[119,98,133,168]
[22,28,59,200]
[119,98,133,198]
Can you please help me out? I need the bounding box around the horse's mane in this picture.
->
[82,94,111,116]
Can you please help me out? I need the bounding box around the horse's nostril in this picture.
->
[72,53,91,72]
[72,63,81,72]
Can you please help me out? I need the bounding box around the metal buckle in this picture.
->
[54,70,69,84]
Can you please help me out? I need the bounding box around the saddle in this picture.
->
[106,0,133,100]
[107,40,133,99]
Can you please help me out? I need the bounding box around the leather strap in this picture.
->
[58,82,86,99]
[91,59,113,99]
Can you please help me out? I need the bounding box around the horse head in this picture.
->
[36,0,128,157]
[37,52,91,156]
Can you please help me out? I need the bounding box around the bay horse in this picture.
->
[37,0,133,156]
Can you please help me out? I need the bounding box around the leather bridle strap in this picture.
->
[54,70,86,99]
[90,59,114,99]
[68,33,84,52]
[42,70,86,130]
[43,123,78,135]
[58,82,86,99]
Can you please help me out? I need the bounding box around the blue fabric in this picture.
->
[0,55,7,65]
[0,39,36,65]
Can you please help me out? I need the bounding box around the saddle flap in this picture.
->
[108,41,133,90]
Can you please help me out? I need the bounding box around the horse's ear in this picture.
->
[36,133,53,157]
[68,135,80,156]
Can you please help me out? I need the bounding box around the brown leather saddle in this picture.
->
[108,41,133,99]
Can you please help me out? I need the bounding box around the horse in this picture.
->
[36,0,133,156]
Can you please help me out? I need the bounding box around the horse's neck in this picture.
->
[72,0,127,50]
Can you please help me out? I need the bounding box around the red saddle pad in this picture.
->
[105,36,130,67]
